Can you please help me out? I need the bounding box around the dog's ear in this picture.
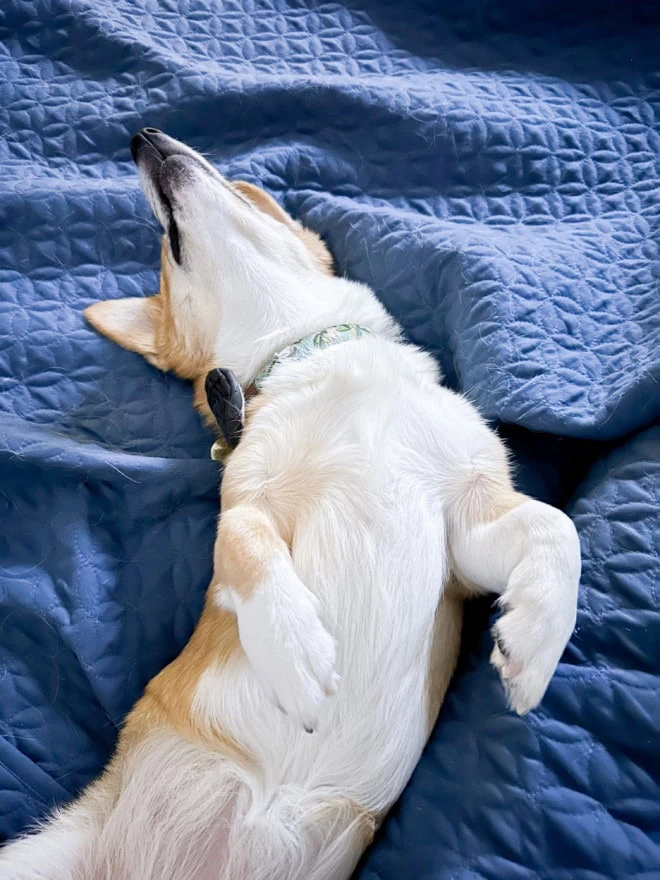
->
[233,181,334,276]
[84,296,164,367]
[233,181,292,224]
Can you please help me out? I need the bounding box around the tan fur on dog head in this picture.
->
[85,178,334,408]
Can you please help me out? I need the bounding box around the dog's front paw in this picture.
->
[234,566,338,731]
[491,558,579,715]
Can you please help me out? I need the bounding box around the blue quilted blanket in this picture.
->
[1,1,658,877]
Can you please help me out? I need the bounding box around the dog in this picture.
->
[0,129,581,880]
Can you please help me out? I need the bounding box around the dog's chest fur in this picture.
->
[196,336,453,808]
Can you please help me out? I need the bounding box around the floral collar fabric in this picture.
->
[252,323,374,392]
[209,324,373,461]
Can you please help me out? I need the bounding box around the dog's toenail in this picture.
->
[494,632,508,657]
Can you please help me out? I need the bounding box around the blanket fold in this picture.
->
[0,2,658,877]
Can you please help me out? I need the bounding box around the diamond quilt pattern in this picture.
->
[0,1,658,877]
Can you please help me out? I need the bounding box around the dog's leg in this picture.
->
[446,437,581,715]
[213,505,338,731]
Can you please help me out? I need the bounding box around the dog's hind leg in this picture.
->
[212,505,338,731]
[443,419,581,715]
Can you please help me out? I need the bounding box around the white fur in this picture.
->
[0,133,581,879]
[220,556,339,730]
[451,498,580,713]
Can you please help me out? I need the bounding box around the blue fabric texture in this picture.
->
[0,1,658,877]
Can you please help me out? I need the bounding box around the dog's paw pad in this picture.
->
[490,598,573,715]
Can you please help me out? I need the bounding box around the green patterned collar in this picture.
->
[209,324,374,461]
[251,323,374,392]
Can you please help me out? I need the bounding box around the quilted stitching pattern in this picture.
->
[359,427,660,879]
[0,1,658,877]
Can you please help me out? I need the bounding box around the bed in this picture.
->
[1,1,658,876]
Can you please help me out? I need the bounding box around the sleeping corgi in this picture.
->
[0,129,581,880]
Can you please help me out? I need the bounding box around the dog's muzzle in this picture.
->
[130,128,199,263]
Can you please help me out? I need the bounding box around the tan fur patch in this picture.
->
[294,226,335,276]
[451,472,528,598]
[426,580,463,733]
[244,389,271,421]
[86,184,335,396]
[234,180,335,276]
[452,462,527,530]
[121,600,250,765]
[153,241,215,380]
[84,296,163,366]
[83,243,215,381]
[192,373,217,428]
[488,489,527,521]
[214,506,286,601]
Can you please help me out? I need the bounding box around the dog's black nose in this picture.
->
[130,130,147,163]
[130,128,164,163]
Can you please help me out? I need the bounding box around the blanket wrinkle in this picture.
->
[0,2,658,877]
